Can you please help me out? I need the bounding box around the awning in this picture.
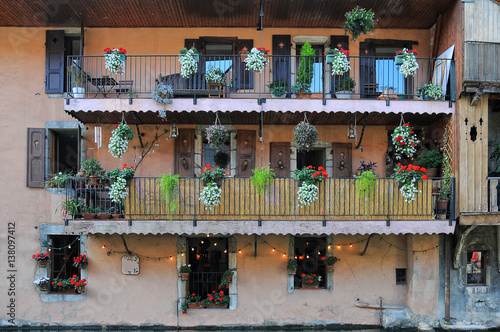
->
[64,219,456,236]
[64,98,454,125]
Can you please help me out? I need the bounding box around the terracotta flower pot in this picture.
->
[97,214,112,219]
[38,260,47,268]
[180,272,189,281]
[82,213,96,220]
[288,268,297,275]
[39,284,48,291]
[326,265,335,272]
[425,168,438,178]
[301,282,320,289]
[188,303,204,309]
[240,53,248,61]
[76,287,86,294]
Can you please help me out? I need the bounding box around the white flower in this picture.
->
[33,276,50,285]
[108,134,129,158]
[398,48,419,78]
[179,49,198,78]
[400,182,421,203]
[330,48,351,76]
[297,183,319,207]
[391,123,420,160]
[244,47,269,73]
[104,50,126,74]
[109,176,129,204]
[199,182,222,210]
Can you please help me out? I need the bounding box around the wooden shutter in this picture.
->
[235,39,253,90]
[27,128,45,187]
[330,36,349,96]
[175,129,195,177]
[270,142,290,178]
[236,130,256,177]
[272,35,291,87]
[359,40,376,98]
[332,143,352,178]
[45,30,65,93]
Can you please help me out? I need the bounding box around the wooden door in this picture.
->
[270,142,290,178]
[272,35,291,88]
[175,129,195,177]
[27,128,45,187]
[330,36,349,96]
[332,143,352,178]
[236,130,256,177]
[45,30,65,93]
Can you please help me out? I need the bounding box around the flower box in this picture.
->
[301,283,320,289]
[240,53,248,61]
[205,303,229,309]
[188,303,205,309]
[394,54,404,65]
[326,265,335,272]
[326,54,335,64]
[38,260,47,268]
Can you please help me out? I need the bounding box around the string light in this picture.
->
[192,247,195,251]
[337,245,341,249]
[207,234,210,237]
[102,245,106,249]
[272,248,275,252]
[214,243,218,246]
[328,245,331,250]
[282,253,286,257]
[224,249,227,254]
[349,243,353,248]
[238,250,242,254]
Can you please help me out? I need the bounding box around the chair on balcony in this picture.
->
[114,80,134,97]
[157,73,208,96]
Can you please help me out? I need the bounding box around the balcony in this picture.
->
[463,42,500,87]
[63,176,456,236]
[460,177,500,225]
[65,54,454,117]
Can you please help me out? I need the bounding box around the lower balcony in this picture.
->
[63,177,456,236]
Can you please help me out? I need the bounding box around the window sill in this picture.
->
[40,292,86,303]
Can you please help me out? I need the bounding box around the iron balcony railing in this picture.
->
[67,54,454,101]
[464,41,500,84]
[188,272,225,300]
[63,176,455,222]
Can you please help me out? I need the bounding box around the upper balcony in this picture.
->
[64,54,455,122]
[463,41,500,92]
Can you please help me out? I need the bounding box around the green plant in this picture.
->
[205,289,230,306]
[296,42,315,86]
[80,158,104,176]
[57,198,83,220]
[392,123,420,160]
[415,150,443,169]
[243,47,269,73]
[439,154,452,200]
[197,164,225,183]
[356,170,377,202]
[357,161,377,173]
[330,48,351,75]
[179,47,199,55]
[287,259,298,270]
[206,124,229,151]
[51,277,74,291]
[293,119,318,151]
[68,63,87,87]
[45,171,73,188]
[291,83,311,95]
[179,264,191,273]
[489,144,500,175]
[268,80,288,97]
[205,66,226,85]
[294,165,328,184]
[324,256,338,266]
[108,123,135,159]
[251,166,276,195]
[32,252,49,261]
[158,172,180,218]
[342,6,376,41]
[335,77,356,92]
[219,268,235,288]
[416,83,444,100]
[179,48,198,78]
[393,163,428,203]
[33,276,50,286]
[300,273,322,286]
[153,83,174,119]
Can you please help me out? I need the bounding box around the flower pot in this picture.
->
[97,214,112,219]
[240,54,248,61]
[38,260,47,268]
[288,268,297,275]
[326,54,335,64]
[326,265,335,272]
[188,303,204,309]
[336,91,352,99]
[112,214,122,219]
[78,262,88,269]
[76,287,85,294]
[271,94,286,98]
[296,93,310,99]
[437,199,449,213]
[202,179,222,187]
[301,283,320,289]
[180,272,189,281]
[205,303,229,309]
[82,213,96,220]
[394,54,405,65]
[72,87,85,98]
[193,54,200,62]
[425,168,439,178]
[39,284,48,292]
[90,176,98,185]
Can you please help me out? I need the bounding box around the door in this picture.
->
[272,35,291,89]
[175,129,195,177]
[45,30,65,93]
[27,128,45,187]
[330,36,349,96]
[332,143,352,178]
[270,142,290,178]
[236,130,256,177]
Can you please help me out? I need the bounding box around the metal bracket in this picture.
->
[258,219,262,227]
[131,112,145,149]
[386,98,390,107]
[193,94,197,105]
[257,98,266,105]
[193,220,197,227]
[66,98,70,105]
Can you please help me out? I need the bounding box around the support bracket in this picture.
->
[120,234,132,255]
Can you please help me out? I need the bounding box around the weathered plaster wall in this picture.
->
[450,226,500,326]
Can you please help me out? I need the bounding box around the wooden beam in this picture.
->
[460,213,500,225]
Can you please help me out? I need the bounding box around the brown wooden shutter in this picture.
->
[175,129,195,177]
[236,130,256,177]
[272,35,291,87]
[45,30,65,93]
[270,142,290,178]
[332,143,352,178]
[27,128,45,187]
[235,39,253,90]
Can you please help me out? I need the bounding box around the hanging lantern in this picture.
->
[347,124,356,139]
[170,122,178,139]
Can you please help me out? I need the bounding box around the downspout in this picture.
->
[445,234,451,323]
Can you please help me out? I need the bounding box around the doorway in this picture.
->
[297,149,326,169]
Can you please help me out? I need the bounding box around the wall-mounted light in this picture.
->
[170,122,178,139]
[348,124,356,139]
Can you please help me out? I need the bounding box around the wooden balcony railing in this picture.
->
[464,41,500,84]
[66,54,454,101]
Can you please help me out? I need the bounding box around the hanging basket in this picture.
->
[293,115,318,152]
[206,114,229,151]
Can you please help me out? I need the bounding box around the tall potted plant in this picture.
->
[68,64,87,98]
[296,42,315,97]
[415,150,443,178]
[335,77,356,99]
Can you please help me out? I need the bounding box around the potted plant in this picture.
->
[158,172,180,219]
[51,277,74,293]
[59,197,83,220]
[239,48,249,61]
[219,268,235,287]
[393,163,428,203]
[329,48,351,75]
[197,165,225,210]
[391,122,420,160]
[68,63,87,98]
[45,171,73,189]
[81,206,97,219]
[293,117,318,151]
[153,83,174,118]
[323,256,338,272]
[416,83,445,100]
[290,83,310,98]
[71,275,87,294]
[178,48,198,78]
[250,166,276,195]
[198,164,225,186]
[96,207,112,219]
[268,80,288,98]
[287,258,298,275]
[205,66,227,85]
[342,6,376,41]
[415,150,443,178]
[437,153,453,217]
[184,293,204,313]
[335,77,356,99]
[300,273,322,288]
[179,264,191,281]
[33,276,50,291]
[243,47,270,73]
[80,158,104,182]
[179,47,199,62]
[296,42,315,96]
[104,47,127,74]
[294,165,328,207]
[206,123,229,152]
[73,254,88,269]
[32,252,50,267]
[356,170,377,204]
[396,48,419,77]
[108,123,135,159]
[205,289,230,308]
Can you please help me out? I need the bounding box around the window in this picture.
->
[50,235,80,281]
[297,149,326,170]
[396,268,407,284]
[187,237,229,298]
[467,251,486,285]
[203,141,230,169]
[48,128,79,174]
[294,237,327,289]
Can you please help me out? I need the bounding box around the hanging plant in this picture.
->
[179,48,198,78]
[294,165,328,207]
[206,114,229,151]
[243,47,270,73]
[293,115,318,151]
[396,48,419,78]
[153,83,174,118]
[199,182,222,210]
[393,163,427,203]
[108,123,134,159]
[342,6,376,41]
[158,172,180,219]
[391,122,420,160]
[104,47,127,74]
[328,48,351,75]
[109,164,135,204]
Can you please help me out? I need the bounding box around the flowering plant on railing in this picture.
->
[179,48,198,78]
[393,163,428,202]
[330,48,351,75]
[205,289,230,306]
[109,123,135,159]
[205,66,227,85]
[199,182,222,210]
[243,47,269,73]
[301,273,322,286]
[153,83,174,118]
[197,165,225,184]
[294,165,328,207]
[391,123,420,159]
[109,164,135,204]
[104,47,126,74]
[396,48,419,77]
[32,252,49,261]
[73,254,88,268]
